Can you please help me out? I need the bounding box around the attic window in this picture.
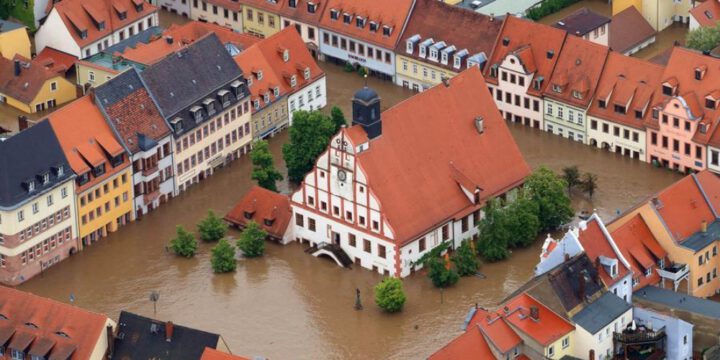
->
[634,110,643,119]
[533,77,544,90]
[55,165,65,177]
[571,90,582,100]
[80,29,88,39]
[552,84,562,93]
[231,80,243,98]
[662,84,675,96]
[303,68,310,80]
[55,331,71,339]
[290,75,297,87]
[171,118,183,133]
[26,180,36,192]
[253,99,260,109]
[599,99,607,108]
[454,55,462,69]
[282,49,289,62]
[191,107,203,123]
[204,99,216,116]
[98,21,105,30]
[264,218,275,226]
[330,9,339,20]
[307,2,316,13]
[356,16,365,28]
[256,70,263,81]
[93,164,106,177]
[343,13,351,24]
[288,0,296,8]
[273,87,280,97]
[264,92,271,103]
[244,211,253,219]
[706,98,717,110]
[369,21,378,32]
[118,11,127,20]
[490,64,498,78]
[614,104,626,114]
[382,25,392,37]
[0,314,7,320]
[135,2,144,12]
[25,322,38,329]
[419,45,427,58]
[41,173,50,185]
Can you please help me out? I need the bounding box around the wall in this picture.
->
[280,18,321,49]
[190,0,242,31]
[573,308,632,360]
[252,97,289,139]
[587,115,646,160]
[490,54,544,129]
[0,28,31,60]
[634,298,717,353]
[544,98,588,143]
[157,0,191,17]
[131,136,175,216]
[29,75,77,113]
[612,0,643,15]
[34,9,81,57]
[581,23,609,47]
[76,62,120,88]
[319,29,396,78]
[633,306,693,360]
[647,97,706,172]
[287,76,327,124]
[76,167,134,245]
[87,318,117,360]
[395,54,457,92]
[243,5,281,38]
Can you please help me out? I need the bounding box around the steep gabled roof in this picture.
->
[553,7,610,37]
[51,0,157,48]
[653,172,716,243]
[543,35,609,108]
[319,0,415,49]
[396,0,502,72]
[200,348,250,360]
[95,68,171,154]
[470,308,522,354]
[503,293,574,346]
[225,185,292,239]
[609,214,666,289]
[485,16,567,96]
[0,55,67,104]
[588,52,664,130]
[427,326,495,360]
[571,292,631,334]
[0,121,72,207]
[690,0,720,28]
[0,286,110,360]
[577,216,632,288]
[609,6,656,54]
[346,67,530,243]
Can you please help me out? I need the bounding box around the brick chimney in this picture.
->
[529,306,539,321]
[165,321,174,342]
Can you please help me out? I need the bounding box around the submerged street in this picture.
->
[19,63,682,359]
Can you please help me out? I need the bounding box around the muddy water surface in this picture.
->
[19,64,682,359]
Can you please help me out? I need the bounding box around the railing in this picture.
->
[657,263,689,282]
[614,328,666,345]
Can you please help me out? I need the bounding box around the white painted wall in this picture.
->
[157,0,191,17]
[288,76,327,124]
[491,54,544,129]
[633,307,693,360]
[280,18,321,48]
[587,115,647,161]
[34,9,81,57]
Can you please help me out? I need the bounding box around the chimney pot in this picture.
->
[701,220,708,233]
[165,321,174,342]
[474,117,484,134]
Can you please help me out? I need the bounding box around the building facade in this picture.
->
[0,122,78,286]
[140,34,252,193]
[157,0,192,17]
[0,57,77,114]
[277,0,329,58]
[241,0,283,38]
[35,0,158,59]
[0,20,31,60]
[190,0,242,31]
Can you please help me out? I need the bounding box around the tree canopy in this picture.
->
[169,226,198,258]
[282,110,336,184]
[197,210,228,242]
[524,166,573,230]
[237,220,267,257]
[452,240,480,276]
[374,277,406,313]
[250,140,283,192]
[211,239,237,273]
[687,24,720,53]
[330,106,347,133]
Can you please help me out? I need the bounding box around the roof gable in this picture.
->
[225,185,292,239]
[319,0,415,49]
[544,35,609,107]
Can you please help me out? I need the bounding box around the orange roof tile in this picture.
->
[276,0,328,26]
[234,27,323,112]
[690,0,720,28]
[610,214,667,290]
[347,67,530,243]
[428,326,496,360]
[470,308,522,354]
[696,170,720,213]
[543,35,609,107]
[655,173,716,242]
[485,16,567,96]
[502,293,575,346]
[577,217,632,287]
[52,0,157,48]
[46,96,130,192]
[0,56,67,104]
[225,185,292,239]
[319,0,415,49]
[34,47,78,72]
[0,286,110,360]
[121,21,259,65]
[200,348,250,360]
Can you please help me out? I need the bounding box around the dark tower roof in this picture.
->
[353,86,380,104]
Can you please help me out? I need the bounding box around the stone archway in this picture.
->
[589,138,598,147]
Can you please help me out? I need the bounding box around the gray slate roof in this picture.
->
[140,33,243,117]
[680,219,720,252]
[0,20,25,33]
[572,292,631,334]
[553,7,610,36]
[0,121,73,208]
[635,285,720,319]
[95,68,147,107]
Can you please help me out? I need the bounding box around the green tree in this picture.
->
[476,198,511,262]
[374,277,407,313]
[562,165,581,193]
[505,196,541,248]
[169,226,198,258]
[426,255,460,288]
[687,23,720,53]
[237,220,267,257]
[282,110,335,184]
[452,240,480,276]
[197,210,227,242]
[251,140,283,192]
[582,172,599,199]
[525,166,573,230]
[330,106,347,133]
[211,239,237,273]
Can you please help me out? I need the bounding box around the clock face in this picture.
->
[338,169,347,182]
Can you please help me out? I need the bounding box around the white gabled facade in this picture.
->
[487,55,545,129]
[287,76,327,124]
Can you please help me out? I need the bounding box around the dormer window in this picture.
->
[80,30,88,39]
[614,104,626,114]
[93,164,106,177]
[552,84,562,93]
[191,106,203,123]
[111,154,124,168]
[247,77,253,87]
[429,48,438,61]
[490,64,498,78]
[218,90,231,106]
[700,123,708,133]
[303,68,311,80]
[599,99,607,108]
[118,11,127,20]
[203,99,216,116]
[41,173,50,185]
[382,25,392,37]
[662,84,676,96]
[26,180,36,192]
[419,45,426,58]
[98,21,105,31]
[290,75,297,87]
[330,9,339,20]
[231,80,243,98]
[135,2,144,12]
[356,16,365,28]
[288,0,297,8]
[264,92,271,103]
[244,210,253,219]
[369,21,378,32]
[454,55,462,69]
[706,98,717,110]
[695,66,707,80]
[441,52,448,64]
[406,40,414,54]
[264,218,275,226]
[282,49,289,62]
[307,2,317,13]
[572,90,583,99]
[533,77,544,90]
[171,117,183,133]
[77,173,90,186]
[343,13,351,24]
[610,263,618,278]
[256,70,263,81]
[56,165,64,177]
[273,87,280,97]
[635,110,643,119]
[253,99,260,109]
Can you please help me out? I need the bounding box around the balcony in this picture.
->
[657,263,689,282]
[614,328,665,345]
[143,189,160,205]
[141,164,159,177]
[614,327,666,360]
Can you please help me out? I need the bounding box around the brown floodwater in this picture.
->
[18,63,682,359]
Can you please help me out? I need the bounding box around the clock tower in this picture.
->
[352,86,382,139]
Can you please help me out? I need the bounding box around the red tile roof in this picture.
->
[588,52,664,130]
[543,35,609,108]
[610,214,667,290]
[200,348,250,360]
[690,0,720,28]
[609,6,656,54]
[276,0,329,26]
[52,0,157,48]
[428,326,495,360]
[319,0,415,49]
[225,185,292,239]
[470,308,522,354]
[485,16,567,96]
[346,67,530,244]
[34,47,78,73]
[654,172,716,242]
[0,286,110,360]
[395,0,502,72]
[47,96,129,191]
[696,170,720,212]
[121,21,260,65]
[577,216,632,288]
[0,55,68,103]
[502,293,575,346]
[649,47,720,146]
[234,27,324,112]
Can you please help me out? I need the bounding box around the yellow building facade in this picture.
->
[395,55,457,92]
[75,61,121,89]
[76,168,134,247]
[613,0,694,31]
[5,76,77,114]
[242,5,281,38]
[0,22,31,60]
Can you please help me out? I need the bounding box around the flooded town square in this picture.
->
[18,63,682,359]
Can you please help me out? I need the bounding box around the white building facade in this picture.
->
[287,76,327,124]
[587,116,646,160]
[319,29,397,80]
[543,98,588,143]
[487,55,544,129]
[157,0,192,17]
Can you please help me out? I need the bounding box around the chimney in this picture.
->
[578,273,586,300]
[18,116,28,131]
[165,321,174,342]
[166,36,174,44]
[106,325,115,357]
[14,60,21,76]
[702,220,708,233]
[441,76,450,87]
[474,116,484,134]
[589,350,595,360]
[529,306,539,321]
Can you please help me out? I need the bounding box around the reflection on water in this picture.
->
[18,64,682,359]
